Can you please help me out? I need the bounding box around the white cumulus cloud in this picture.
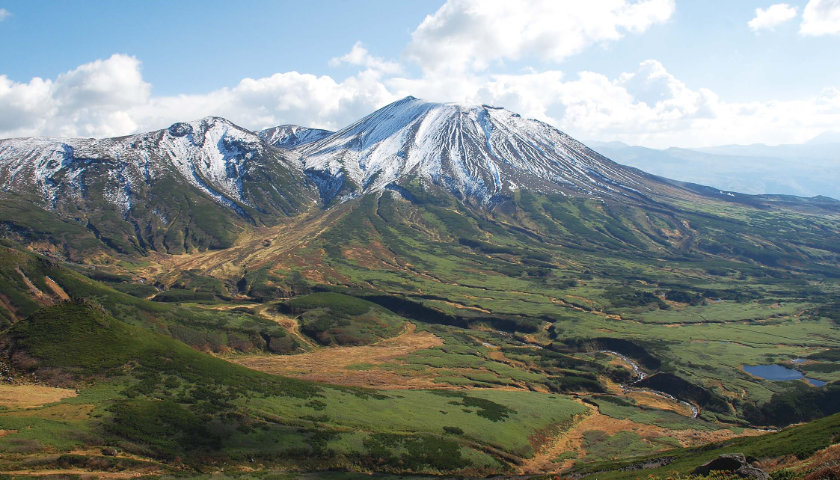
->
[404,0,675,73]
[0,9,10,22]
[391,60,838,148]
[3,0,840,151]
[801,0,840,35]
[0,54,151,138]
[0,75,52,133]
[447,61,721,147]
[3,53,840,148]
[0,54,397,139]
[329,42,402,75]
[133,69,396,133]
[748,3,797,31]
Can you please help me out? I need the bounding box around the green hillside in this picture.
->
[1,152,839,478]
[575,411,840,479]
[0,300,591,476]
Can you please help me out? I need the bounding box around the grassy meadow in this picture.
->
[1,186,839,477]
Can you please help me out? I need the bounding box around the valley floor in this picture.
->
[2,189,840,477]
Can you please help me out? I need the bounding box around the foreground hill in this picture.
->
[1,97,839,477]
[1,298,592,476]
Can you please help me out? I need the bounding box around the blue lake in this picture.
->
[743,364,825,387]
[743,364,803,380]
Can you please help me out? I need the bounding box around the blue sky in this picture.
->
[1,0,840,147]
[0,1,438,94]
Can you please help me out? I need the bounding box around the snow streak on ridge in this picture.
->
[294,96,652,203]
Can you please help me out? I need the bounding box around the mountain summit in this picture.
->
[0,116,316,253]
[295,96,654,203]
[259,124,333,149]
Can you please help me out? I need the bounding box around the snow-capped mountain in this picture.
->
[259,125,333,149]
[1,97,672,217]
[0,117,318,254]
[1,96,833,257]
[293,96,654,203]
[0,117,313,217]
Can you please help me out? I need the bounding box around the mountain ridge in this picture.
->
[294,96,663,204]
[258,124,333,149]
[0,116,281,213]
[0,96,693,213]
[0,115,317,254]
[590,139,840,199]
[1,96,837,259]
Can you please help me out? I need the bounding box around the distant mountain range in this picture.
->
[589,137,840,200]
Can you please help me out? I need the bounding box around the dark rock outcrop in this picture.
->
[693,453,769,480]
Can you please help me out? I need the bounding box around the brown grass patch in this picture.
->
[8,403,94,421]
[44,276,71,301]
[441,301,491,314]
[252,304,317,349]
[625,390,695,417]
[0,293,20,322]
[759,444,840,476]
[661,228,683,239]
[801,443,840,472]
[15,266,52,305]
[518,401,594,474]
[155,207,350,280]
[0,385,77,409]
[232,324,446,389]
[601,376,694,417]
[518,403,767,475]
[342,241,401,270]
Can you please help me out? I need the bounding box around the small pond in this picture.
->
[743,364,825,387]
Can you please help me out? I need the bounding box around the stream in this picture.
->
[487,333,699,418]
[597,350,699,419]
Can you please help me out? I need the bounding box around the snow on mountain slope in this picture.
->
[293,96,654,203]
[0,98,674,219]
[259,125,333,149]
[0,117,299,215]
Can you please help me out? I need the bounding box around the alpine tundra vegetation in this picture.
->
[2,1,840,479]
